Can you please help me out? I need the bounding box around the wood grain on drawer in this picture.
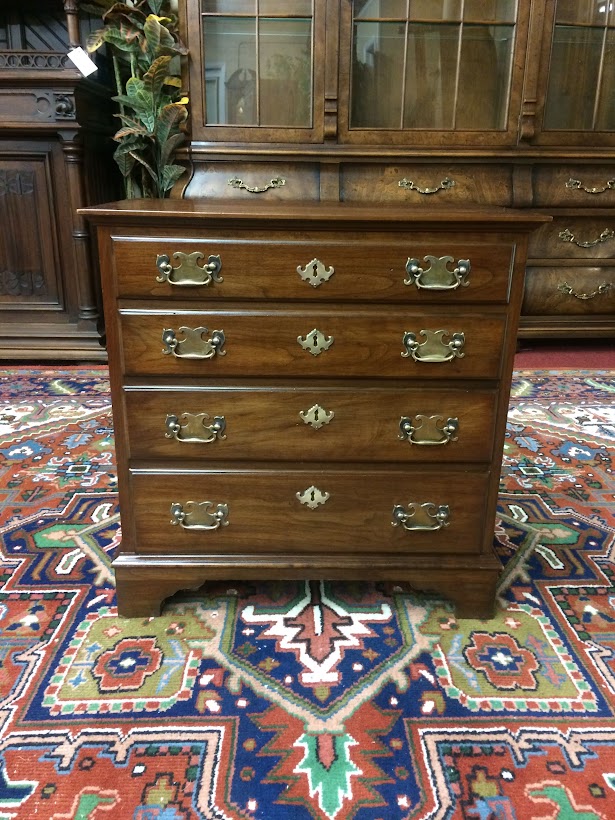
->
[124,384,497,463]
[528,217,615,260]
[533,165,615,207]
[130,467,490,555]
[182,161,319,200]
[119,307,507,379]
[112,236,514,303]
[341,163,512,205]
[523,267,615,315]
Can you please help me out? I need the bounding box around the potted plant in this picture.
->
[83,0,189,198]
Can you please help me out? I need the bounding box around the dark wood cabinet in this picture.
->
[0,1,117,360]
[174,0,615,339]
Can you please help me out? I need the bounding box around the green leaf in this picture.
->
[145,0,165,14]
[143,14,162,57]
[143,55,172,100]
[160,131,185,168]
[113,144,136,177]
[86,28,107,52]
[115,124,150,139]
[153,101,183,146]
[129,151,158,181]
[160,164,186,193]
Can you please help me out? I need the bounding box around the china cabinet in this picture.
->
[175,0,615,337]
[0,1,116,360]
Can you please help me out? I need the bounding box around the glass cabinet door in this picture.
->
[339,0,529,145]
[187,1,324,142]
[536,0,615,144]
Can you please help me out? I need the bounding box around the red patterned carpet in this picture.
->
[0,365,614,819]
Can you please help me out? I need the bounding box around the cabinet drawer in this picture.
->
[183,161,319,200]
[523,267,615,315]
[533,165,615,207]
[124,384,497,463]
[112,235,514,304]
[119,307,507,380]
[130,466,490,555]
[528,217,615,260]
[341,163,512,206]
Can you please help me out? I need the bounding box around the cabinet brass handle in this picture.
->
[399,415,459,446]
[558,228,615,248]
[162,327,226,359]
[170,501,229,530]
[227,176,286,193]
[405,256,470,290]
[566,177,615,195]
[557,281,612,300]
[401,329,465,362]
[392,502,450,531]
[165,413,226,443]
[156,252,222,287]
[398,177,455,195]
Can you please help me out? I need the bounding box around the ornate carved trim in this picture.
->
[0,51,71,70]
[0,270,47,297]
[0,171,35,196]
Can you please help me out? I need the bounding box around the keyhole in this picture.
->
[313,407,320,421]
[312,263,318,280]
[312,333,318,347]
[310,489,316,502]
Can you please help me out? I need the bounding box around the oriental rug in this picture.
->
[0,366,614,819]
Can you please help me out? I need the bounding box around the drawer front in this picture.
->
[183,161,320,200]
[341,163,512,206]
[528,217,615,260]
[112,236,514,304]
[124,385,498,463]
[523,267,615,316]
[533,165,615,207]
[119,308,507,380]
[130,467,490,555]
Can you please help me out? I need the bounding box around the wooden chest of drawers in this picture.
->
[83,200,549,619]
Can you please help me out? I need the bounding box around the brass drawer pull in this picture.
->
[227,176,286,193]
[399,415,459,446]
[405,255,470,290]
[299,404,335,429]
[392,502,450,531]
[297,258,334,288]
[162,326,226,359]
[566,177,615,195]
[296,485,330,509]
[170,501,229,530]
[165,413,226,443]
[297,328,334,356]
[398,177,455,195]
[401,329,465,362]
[557,281,612,300]
[156,252,222,287]
[558,228,615,248]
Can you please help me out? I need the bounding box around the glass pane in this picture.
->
[259,18,312,126]
[204,18,257,124]
[351,21,405,127]
[410,1,462,20]
[202,1,255,13]
[595,28,615,129]
[456,24,514,128]
[354,1,408,19]
[260,1,312,15]
[555,0,607,26]
[463,0,516,23]
[543,25,603,129]
[404,24,458,128]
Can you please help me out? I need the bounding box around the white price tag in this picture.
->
[67,47,98,77]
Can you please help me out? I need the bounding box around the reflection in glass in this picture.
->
[596,29,615,130]
[463,0,516,23]
[353,0,408,18]
[351,17,514,129]
[203,17,312,127]
[544,25,603,129]
[411,1,462,20]
[554,0,608,26]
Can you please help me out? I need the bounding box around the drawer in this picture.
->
[124,384,498,463]
[533,165,615,207]
[119,306,507,380]
[112,235,514,304]
[130,466,491,555]
[183,161,319,200]
[523,267,615,316]
[528,217,615,260]
[340,163,512,206]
